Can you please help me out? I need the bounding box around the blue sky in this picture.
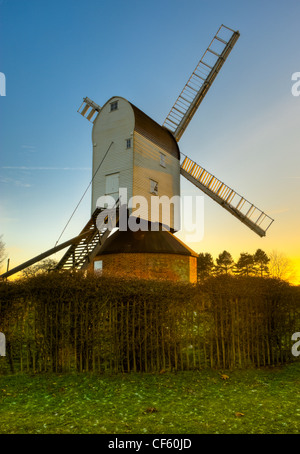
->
[1,0,300,279]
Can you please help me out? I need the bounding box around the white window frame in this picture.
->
[94,260,103,273]
[160,153,166,168]
[110,101,118,112]
[150,179,158,196]
[105,172,119,196]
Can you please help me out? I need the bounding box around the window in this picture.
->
[110,101,118,112]
[94,260,103,273]
[126,138,132,149]
[160,153,166,167]
[105,173,119,196]
[150,179,158,195]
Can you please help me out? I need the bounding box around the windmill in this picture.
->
[1,24,274,281]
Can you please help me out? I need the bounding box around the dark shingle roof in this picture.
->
[130,103,180,160]
[97,229,198,257]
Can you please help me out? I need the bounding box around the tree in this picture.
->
[234,253,255,276]
[197,253,214,281]
[268,250,295,282]
[0,236,6,272]
[22,258,58,278]
[253,249,270,277]
[215,250,234,275]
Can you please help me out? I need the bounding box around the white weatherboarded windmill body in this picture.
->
[1,25,274,282]
[89,96,181,232]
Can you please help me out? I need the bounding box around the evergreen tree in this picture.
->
[197,253,214,281]
[215,250,234,275]
[234,252,255,276]
[253,249,270,277]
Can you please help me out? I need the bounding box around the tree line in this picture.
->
[197,249,296,282]
[0,235,296,285]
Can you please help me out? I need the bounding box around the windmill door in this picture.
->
[105,173,119,202]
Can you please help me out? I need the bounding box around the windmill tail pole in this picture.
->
[0,231,89,280]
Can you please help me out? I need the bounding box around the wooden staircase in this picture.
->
[0,206,118,279]
[56,206,119,270]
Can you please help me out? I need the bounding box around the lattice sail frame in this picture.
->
[181,155,274,237]
[163,25,240,141]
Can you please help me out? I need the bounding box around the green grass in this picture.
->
[0,363,300,434]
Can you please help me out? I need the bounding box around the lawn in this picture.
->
[0,362,300,434]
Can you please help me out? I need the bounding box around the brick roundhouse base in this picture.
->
[93,252,197,283]
[90,229,198,284]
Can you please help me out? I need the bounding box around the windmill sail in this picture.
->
[181,155,274,237]
[163,25,240,141]
[78,97,101,123]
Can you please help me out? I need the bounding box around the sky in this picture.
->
[0,0,300,282]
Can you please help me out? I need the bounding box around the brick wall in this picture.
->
[92,253,197,283]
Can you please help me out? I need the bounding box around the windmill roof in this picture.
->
[129,102,180,160]
[96,229,198,257]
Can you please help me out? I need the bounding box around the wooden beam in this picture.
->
[0,231,95,279]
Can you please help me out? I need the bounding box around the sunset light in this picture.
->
[0,0,300,439]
